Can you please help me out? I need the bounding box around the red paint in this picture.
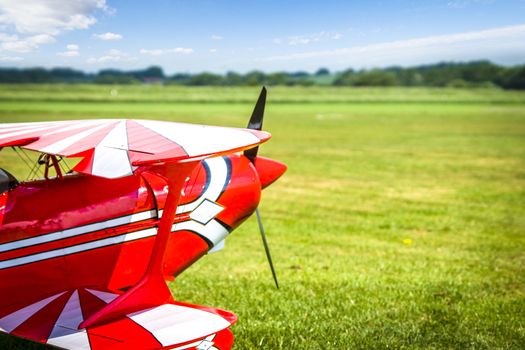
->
[254,156,288,189]
[0,152,286,349]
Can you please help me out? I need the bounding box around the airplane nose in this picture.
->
[253,156,287,189]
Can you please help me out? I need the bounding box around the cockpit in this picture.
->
[0,147,77,191]
[0,168,19,194]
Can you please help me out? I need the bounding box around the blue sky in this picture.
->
[0,0,524,73]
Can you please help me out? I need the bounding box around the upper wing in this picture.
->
[0,119,270,178]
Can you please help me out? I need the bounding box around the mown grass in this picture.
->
[0,85,524,349]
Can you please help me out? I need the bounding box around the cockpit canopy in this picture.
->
[0,168,19,194]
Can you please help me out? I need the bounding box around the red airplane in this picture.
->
[0,88,286,349]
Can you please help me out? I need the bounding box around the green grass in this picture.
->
[0,85,524,349]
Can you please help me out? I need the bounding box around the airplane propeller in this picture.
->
[244,87,280,289]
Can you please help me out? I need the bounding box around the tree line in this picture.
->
[0,60,524,89]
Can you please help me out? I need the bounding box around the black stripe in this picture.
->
[216,156,232,202]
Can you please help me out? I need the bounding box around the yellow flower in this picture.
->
[403,238,413,245]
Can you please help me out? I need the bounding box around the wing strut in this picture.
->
[80,161,198,329]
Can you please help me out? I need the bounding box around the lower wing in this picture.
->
[0,287,236,350]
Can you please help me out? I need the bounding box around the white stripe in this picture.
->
[0,228,157,270]
[0,124,63,140]
[91,120,133,178]
[41,120,107,137]
[40,121,115,154]
[0,217,228,269]
[0,121,55,129]
[0,292,66,333]
[208,239,225,254]
[85,289,119,304]
[0,215,228,270]
[97,120,129,150]
[0,210,156,253]
[92,146,133,178]
[190,200,224,225]
[0,122,60,132]
[173,219,229,246]
[47,290,91,350]
[128,304,230,347]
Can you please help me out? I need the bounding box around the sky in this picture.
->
[0,0,524,74]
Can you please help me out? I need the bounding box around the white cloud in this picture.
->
[26,34,55,44]
[93,32,122,41]
[0,0,109,35]
[139,48,163,56]
[260,24,525,67]
[87,55,117,64]
[0,33,55,52]
[57,50,79,57]
[107,48,123,56]
[211,35,223,40]
[57,43,80,57]
[172,47,193,54]
[0,0,110,54]
[209,48,217,53]
[274,31,343,46]
[87,49,135,64]
[140,47,194,56]
[0,54,22,61]
[0,33,17,42]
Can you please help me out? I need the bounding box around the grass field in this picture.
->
[0,85,524,349]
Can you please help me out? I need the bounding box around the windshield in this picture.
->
[0,168,19,194]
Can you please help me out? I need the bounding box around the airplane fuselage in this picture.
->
[0,154,271,314]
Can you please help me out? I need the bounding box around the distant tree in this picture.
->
[24,68,52,83]
[499,65,525,90]
[187,72,223,86]
[134,66,164,80]
[242,71,266,86]
[267,72,289,86]
[98,66,165,83]
[315,68,330,76]
[49,68,89,83]
[0,68,24,83]
[333,69,356,86]
[167,73,192,85]
[0,60,523,88]
[353,70,398,86]
[460,60,502,83]
[294,78,314,86]
[447,79,470,88]
[289,71,309,78]
[94,74,139,84]
[224,71,243,86]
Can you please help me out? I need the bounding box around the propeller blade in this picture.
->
[245,87,279,289]
[244,86,266,161]
[255,207,279,289]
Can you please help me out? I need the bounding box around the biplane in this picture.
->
[0,88,286,349]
